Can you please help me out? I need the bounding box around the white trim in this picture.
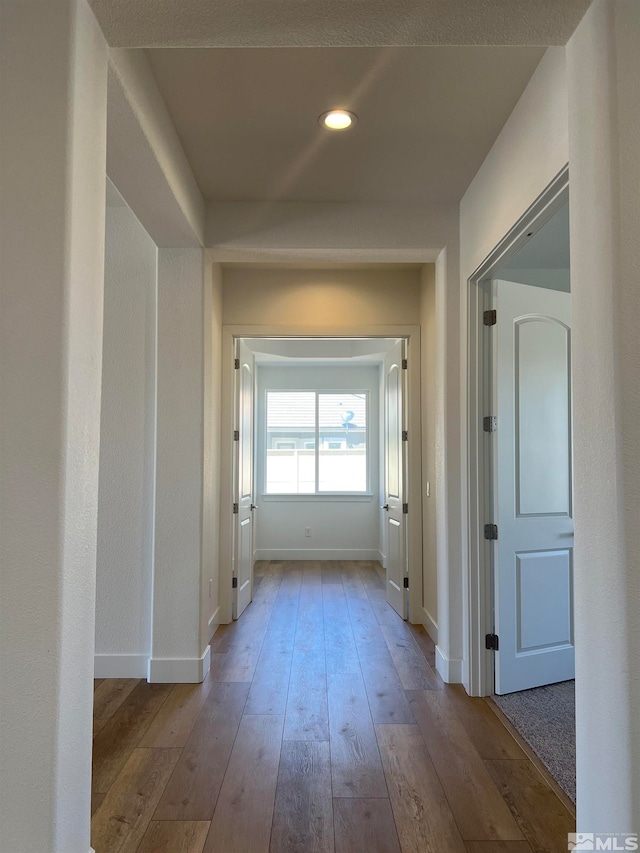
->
[148,645,211,683]
[378,549,387,569]
[209,248,437,265]
[464,167,569,697]
[260,494,374,502]
[435,645,463,683]
[94,654,148,679]
[422,607,438,645]
[254,548,381,562]
[208,606,220,639]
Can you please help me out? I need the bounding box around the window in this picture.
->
[266,391,368,494]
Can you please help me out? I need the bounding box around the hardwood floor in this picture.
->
[92,561,574,853]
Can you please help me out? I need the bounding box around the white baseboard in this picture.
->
[422,608,438,645]
[148,645,211,684]
[435,646,463,684]
[94,654,148,679]
[378,550,387,569]
[208,607,220,640]
[254,548,381,561]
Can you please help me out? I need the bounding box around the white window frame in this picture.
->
[264,388,370,496]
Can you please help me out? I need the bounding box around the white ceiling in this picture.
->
[90,0,590,48]
[145,45,545,204]
[503,203,570,270]
[246,337,399,365]
[106,178,127,207]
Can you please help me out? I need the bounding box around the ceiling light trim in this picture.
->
[319,109,358,131]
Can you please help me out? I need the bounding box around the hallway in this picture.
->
[91,561,574,852]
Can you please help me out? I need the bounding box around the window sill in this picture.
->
[260,493,374,503]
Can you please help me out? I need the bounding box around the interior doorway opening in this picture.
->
[467,170,576,804]
[225,335,421,627]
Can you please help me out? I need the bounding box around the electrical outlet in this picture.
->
[305,527,311,538]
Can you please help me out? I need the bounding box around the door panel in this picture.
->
[515,318,571,516]
[493,280,574,694]
[233,339,255,619]
[384,340,407,619]
[237,517,252,609]
[516,550,573,652]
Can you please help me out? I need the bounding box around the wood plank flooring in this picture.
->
[92,560,575,853]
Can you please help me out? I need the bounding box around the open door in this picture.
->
[232,339,255,619]
[383,339,408,619]
[493,279,574,694]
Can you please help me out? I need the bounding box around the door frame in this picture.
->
[219,323,422,625]
[465,166,569,697]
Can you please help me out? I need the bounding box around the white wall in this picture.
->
[94,188,157,677]
[420,266,438,642]
[255,364,381,561]
[202,262,223,645]
[459,47,570,691]
[222,266,422,326]
[0,1,107,850]
[151,248,210,682]
[107,48,206,248]
[567,0,640,831]
[209,201,455,262]
[460,48,569,277]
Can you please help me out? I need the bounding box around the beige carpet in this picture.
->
[493,680,575,802]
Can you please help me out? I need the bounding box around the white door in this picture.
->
[383,340,407,619]
[493,279,574,694]
[233,339,255,619]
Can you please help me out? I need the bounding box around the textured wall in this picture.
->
[0,1,107,850]
[209,202,455,260]
[107,48,205,248]
[460,48,569,278]
[420,266,438,639]
[222,266,421,326]
[458,46,569,689]
[201,262,223,646]
[95,191,157,660]
[153,249,206,662]
[567,0,640,830]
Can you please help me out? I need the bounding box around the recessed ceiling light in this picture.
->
[319,110,357,131]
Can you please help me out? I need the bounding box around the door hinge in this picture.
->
[232,577,238,589]
[483,416,497,433]
[401,358,408,370]
[483,309,497,326]
[233,430,240,441]
[403,577,409,589]
[233,502,239,514]
[485,633,499,651]
[402,430,408,442]
[484,523,498,540]
[234,357,240,369]
[402,503,409,514]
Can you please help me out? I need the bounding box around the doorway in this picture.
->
[467,173,576,801]
[219,331,423,627]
